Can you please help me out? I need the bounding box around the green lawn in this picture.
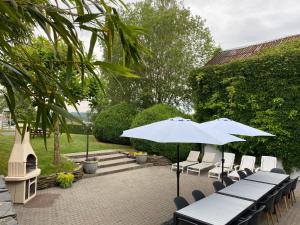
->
[0,132,132,176]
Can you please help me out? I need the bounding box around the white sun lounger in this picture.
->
[228,155,256,181]
[171,151,200,172]
[208,152,235,179]
[187,152,216,175]
[255,156,277,172]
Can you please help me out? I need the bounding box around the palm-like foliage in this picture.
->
[0,0,144,137]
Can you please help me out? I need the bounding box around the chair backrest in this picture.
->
[237,216,252,225]
[282,180,293,196]
[265,190,278,211]
[240,155,256,171]
[270,168,286,174]
[213,181,225,192]
[186,151,200,162]
[201,152,216,163]
[261,156,277,171]
[224,152,235,168]
[274,186,284,203]
[237,170,247,179]
[244,168,253,176]
[223,176,234,186]
[248,205,266,225]
[192,190,206,201]
[291,177,299,191]
[174,196,189,210]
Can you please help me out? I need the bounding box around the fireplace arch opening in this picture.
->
[26,154,36,173]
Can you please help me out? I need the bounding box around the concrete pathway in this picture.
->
[15,167,300,225]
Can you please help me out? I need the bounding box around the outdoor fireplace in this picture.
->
[5,126,41,204]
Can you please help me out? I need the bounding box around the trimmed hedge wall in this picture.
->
[131,104,199,162]
[190,39,300,171]
[93,102,138,145]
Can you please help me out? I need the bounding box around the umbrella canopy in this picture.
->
[121,117,245,144]
[198,118,275,137]
[121,117,245,196]
[199,118,275,183]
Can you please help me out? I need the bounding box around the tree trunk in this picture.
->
[53,120,61,164]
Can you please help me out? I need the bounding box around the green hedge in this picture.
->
[190,39,300,172]
[93,102,138,145]
[131,104,199,162]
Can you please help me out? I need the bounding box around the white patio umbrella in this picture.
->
[199,118,275,182]
[121,117,245,196]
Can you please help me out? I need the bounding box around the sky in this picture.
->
[68,0,300,112]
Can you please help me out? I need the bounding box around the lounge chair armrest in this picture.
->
[215,162,221,167]
[234,165,240,170]
[255,167,260,173]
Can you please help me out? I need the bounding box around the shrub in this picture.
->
[56,172,74,188]
[62,124,85,134]
[190,39,300,172]
[93,102,138,145]
[130,104,199,162]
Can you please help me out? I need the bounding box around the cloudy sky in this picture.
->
[70,0,300,112]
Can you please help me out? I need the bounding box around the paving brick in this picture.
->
[14,167,300,225]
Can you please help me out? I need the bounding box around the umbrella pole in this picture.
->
[176,144,180,197]
[221,145,224,184]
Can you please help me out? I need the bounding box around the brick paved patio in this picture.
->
[15,167,300,225]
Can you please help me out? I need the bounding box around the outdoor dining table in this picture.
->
[174,193,254,225]
[244,171,290,185]
[218,179,275,202]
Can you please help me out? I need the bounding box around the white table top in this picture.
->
[218,179,275,201]
[245,171,289,185]
[175,193,254,225]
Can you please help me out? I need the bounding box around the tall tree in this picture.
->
[103,0,216,110]
[12,36,85,164]
[0,0,144,136]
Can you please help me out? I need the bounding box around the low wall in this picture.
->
[147,155,172,166]
[0,175,18,225]
[37,166,84,190]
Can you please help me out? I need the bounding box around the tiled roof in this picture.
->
[206,34,300,66]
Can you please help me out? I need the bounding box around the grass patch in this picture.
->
[0,132,132,176]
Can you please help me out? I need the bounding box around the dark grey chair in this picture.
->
[223,176,234,186]
[235,216,252,225]
[248,205,266,225]
[282,180,293,210]
[237,170,247,179]
[244,168,253,176]
[258,190,278,225]
[270,168,286,174]
[213,181,225,192]
[290,177,299,203]
[174,196,189,210]
[274,185,285,219]
[192,190,205,201]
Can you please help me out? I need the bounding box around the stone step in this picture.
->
[69,153,127,163]
[64,149,120,159]
[98,158,136,168]
[84,163,153,178]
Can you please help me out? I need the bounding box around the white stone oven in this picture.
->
[5,126,41,204]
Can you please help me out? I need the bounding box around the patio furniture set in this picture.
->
[174,170,299,225]
[171,150,277,181]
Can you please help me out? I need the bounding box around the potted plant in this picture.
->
[134,152,148,164]
[56,172,74,188]
[82,122,98,174]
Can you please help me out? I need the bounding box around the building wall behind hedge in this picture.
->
[190,40,300,171]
